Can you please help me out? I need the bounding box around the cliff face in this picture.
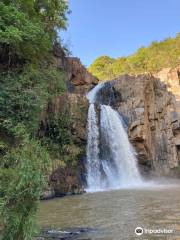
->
[53,45,98,93]
[112,68,180,176]
[41,49,98,198]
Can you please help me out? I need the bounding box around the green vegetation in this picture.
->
[0,136,50,240]
[0,0,68,65]
[0,65,66,136]
[41,108,83,167]
[89,34,180,81]
[0,0,70,239]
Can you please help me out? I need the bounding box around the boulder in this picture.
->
[50,166,85,197]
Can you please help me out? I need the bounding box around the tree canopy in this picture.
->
[0,0,69,65]
[89,34,180,81]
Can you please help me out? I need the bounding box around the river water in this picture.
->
[38,183,180,240]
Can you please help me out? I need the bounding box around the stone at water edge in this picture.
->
[35,227,97,240]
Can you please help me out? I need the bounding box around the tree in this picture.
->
[0,2,50,64]
[0,0,69,65]
[88,56,115,80]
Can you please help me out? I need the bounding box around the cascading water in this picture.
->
[100,105,142,187]
[86,82,142,191]
[86,104,101,190]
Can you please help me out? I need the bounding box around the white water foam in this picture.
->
[86,83,144,192]
[86,82,105,103]
[100,105,142,188]
[86,103,101,191]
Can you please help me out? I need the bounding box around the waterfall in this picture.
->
[86,82,105,104]
[86,83,142,191]
[100,105,142,187]
[86,104,101,190]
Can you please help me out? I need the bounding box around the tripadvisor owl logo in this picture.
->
[135,227,143,236]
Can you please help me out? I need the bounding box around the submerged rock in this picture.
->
[36,228,96,240]
[41,187,55,200]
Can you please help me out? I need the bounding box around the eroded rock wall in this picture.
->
[41,49,98,198]
[112,68,180,176]
[53,44,98,94]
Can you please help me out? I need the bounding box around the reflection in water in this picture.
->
[38,185,180,240]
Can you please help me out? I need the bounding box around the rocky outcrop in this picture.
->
[50,166,85,197]
[41,48,97,198]
[66,57,99,94]
[110,68,180,176]
[154,67,180,97]
[53,44,98,94]
[36,227,96,240]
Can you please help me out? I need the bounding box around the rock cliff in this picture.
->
[53,44,98,93]
[110,68,180,176]
[41,48,98,198]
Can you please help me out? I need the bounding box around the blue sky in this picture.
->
[61,0,180,67]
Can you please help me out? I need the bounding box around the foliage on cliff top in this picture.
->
[89,34,180,81]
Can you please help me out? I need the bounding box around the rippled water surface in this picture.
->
[38,184,180,240]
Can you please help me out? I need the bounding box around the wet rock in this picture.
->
[41,187,55,200]
[36,228,96,240]
[50,166,85,197]
[95,81,121,106]
[37,229,79,239]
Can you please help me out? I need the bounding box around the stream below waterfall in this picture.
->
[38,184,180,240]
